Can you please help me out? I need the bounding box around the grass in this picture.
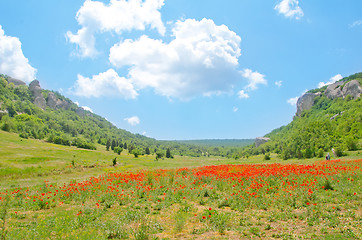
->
[0,130,362,239]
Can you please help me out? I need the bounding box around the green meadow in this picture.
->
[0,130,361,239]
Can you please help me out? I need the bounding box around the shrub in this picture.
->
[302,148,314,159]
[156,152,163,160]
[131,149,141,158]
[345,137,358,151]
[317,148,324,158]
[74,138,96,150]
[264,153,271,160]
[19,132,29,139]
[333,147,345,157]
[114,147,123,155]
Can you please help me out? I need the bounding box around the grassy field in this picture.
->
[0,130,361,239]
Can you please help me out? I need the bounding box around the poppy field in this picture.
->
[0,159,361,239]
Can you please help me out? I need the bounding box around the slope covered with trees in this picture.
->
[245,73,362,159]
[0,74,251,158]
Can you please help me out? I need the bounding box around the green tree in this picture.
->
[111,139,116,150]
[106,139,110,151]
[114,147,123,155]
[145,147,150,155]
[166,148,171,158]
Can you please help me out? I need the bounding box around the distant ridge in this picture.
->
[175,139,254,148]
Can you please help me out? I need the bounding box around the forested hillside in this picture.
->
[245,73,362,159]
[0,74,249,158]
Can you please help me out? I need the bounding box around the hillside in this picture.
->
[0,74,251,158]
[246,72,362,160]
[176,139,254,148]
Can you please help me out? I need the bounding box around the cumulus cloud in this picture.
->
[287,96,298,106]
[237,90,249,99]
[318,74,343,88]
[274,0,304,20]
[73,69,138,98]
[349,19,362,28]
[0,25,37,83]
[240,69,267,91]
[124,116,140,126]
[81,106,93,113]
[109,18,242,100]
[275,80,282,87]
[66,0,165,58]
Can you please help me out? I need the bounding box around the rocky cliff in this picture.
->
[29,80,47,110]
[255,137,270,148]
[46,92,71,110]
[5,76,86,116]
[296,77,361,117]
[7,77,26,86]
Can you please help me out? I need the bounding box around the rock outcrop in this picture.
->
[296,78,361,117]
[324,81,345,99]
[46,92,71,110]
[7,77,26,86]
[29,80,46,110]
[324,79,361,99]
[342,80,362,99]
[296,92,321,117]
[255,137,270,148]
[76,107,86,117]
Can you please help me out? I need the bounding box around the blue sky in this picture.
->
[0,0,361,140]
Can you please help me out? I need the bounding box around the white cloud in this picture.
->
[0,25,37,83]
[233,106,238,112]
[240,69,267,91]
[74,101,79,106]
[237,90,249,99]
[318,74,343,88]
[349,19,362,28]
[274,0,304,20]
[287,96,298,106]
[109,18,242,100]
[275,80,282,87]
[73,69,138,98]
[124,116,140,126]
[81,106,93,113]
[66,0,165,58]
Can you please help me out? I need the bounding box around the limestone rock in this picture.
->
[76,107,86,117]
[57,100,71,110]
[33,96,47,110]
[46,92,71,110]
[296,93,318,117]
[29,80,42,95]
[7,77,26,86]
[255,137,270,148]
[342,80,361,99]
[324,81,344,99]
[46,92,57,109]
[29,80,46,109]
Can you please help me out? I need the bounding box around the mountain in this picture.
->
[247,72,362,159]
[0,74,250,158]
